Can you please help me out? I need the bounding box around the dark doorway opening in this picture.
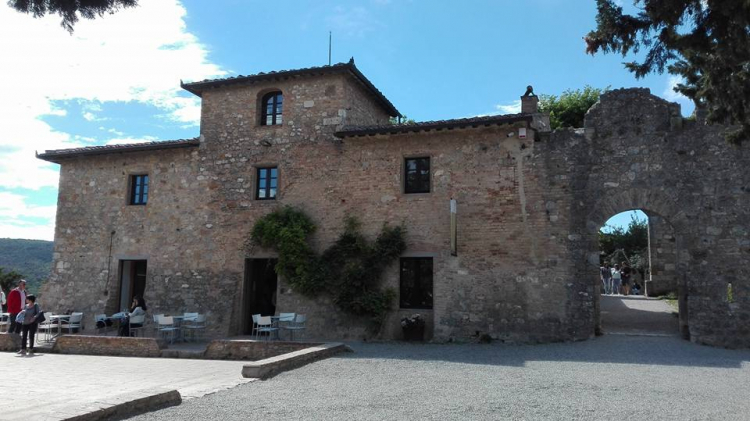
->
[242,258,278,335]
[119,260,147,312]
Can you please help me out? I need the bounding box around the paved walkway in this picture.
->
[0,352,253,421]
[600,294,679,336]
[129,336,750,421]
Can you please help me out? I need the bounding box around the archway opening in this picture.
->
[596,209,681,336]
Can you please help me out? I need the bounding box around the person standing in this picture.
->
[600,263,612,294]
[611,265,622,296]
[18,295,42,356]
[7,279,27,334]
[621,262,632,296]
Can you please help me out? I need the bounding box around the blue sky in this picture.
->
[0,0,688,240]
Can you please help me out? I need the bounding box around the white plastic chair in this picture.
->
[129,314,146,337]
[60,312,83,334]
[182,314,207,342]
[282,314,306,341]
[152,314,164,337]
[157,316,179,343]
[37,312,56,341]
[255,316,278,341]
[251,314,261,338]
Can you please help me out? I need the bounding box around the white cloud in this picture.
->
[495,100,522,115]
[0,192,57,240]
[663,75,688,102]
[0,0,225,239]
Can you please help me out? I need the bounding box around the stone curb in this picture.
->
[52,388,181,421]
[242,342,351,379]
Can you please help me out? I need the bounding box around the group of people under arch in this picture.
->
[600,262,642,296]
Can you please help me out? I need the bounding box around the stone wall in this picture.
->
[52,335,165,357]
[546,88,749,348]
[41,77,750,348]
[204,339,321,361]
[646,213,678,296]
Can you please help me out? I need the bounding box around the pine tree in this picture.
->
[585,0,750,143]
[8,0,138,33]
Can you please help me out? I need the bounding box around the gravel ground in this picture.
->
[129,335,750,421]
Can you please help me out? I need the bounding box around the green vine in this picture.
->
[250,207,406,331]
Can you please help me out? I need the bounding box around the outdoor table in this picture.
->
[50,314,70,338]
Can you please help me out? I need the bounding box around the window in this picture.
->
[400,257,433,309]
[256,167,278,200]
[404,157,430,194]
[129,174,148,205]
[261,91,283,126]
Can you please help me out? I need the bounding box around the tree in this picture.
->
[599,213,649,275]
[8,0,139,33]
[0,267,24,295]
[585,0,750,144]
[538,86,607,130]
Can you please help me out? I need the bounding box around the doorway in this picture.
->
[242,258,278,334]
[119,260,147,312]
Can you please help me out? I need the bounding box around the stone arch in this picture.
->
[546,88,749,348]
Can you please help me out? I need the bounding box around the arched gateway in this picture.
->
[542,88,749,348]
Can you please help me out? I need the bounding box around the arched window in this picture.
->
[261,91,283,126]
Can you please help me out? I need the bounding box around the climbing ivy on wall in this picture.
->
[250,206,406,331]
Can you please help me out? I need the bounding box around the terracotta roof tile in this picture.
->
[181,58,400,117]
[37,138,200,163]
[335,113,533,138]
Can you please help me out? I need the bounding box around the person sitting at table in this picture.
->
[119,296,147,337]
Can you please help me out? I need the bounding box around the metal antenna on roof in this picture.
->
[328,31,332,66]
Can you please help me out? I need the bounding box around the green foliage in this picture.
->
[0,267,24,295]
[0,238,53,293]
[538,86,607,130]
[251,207,406,331]
[599,213,649,272]
[585,0,750,143]
[8,0,139,32]
[389,115,417,125]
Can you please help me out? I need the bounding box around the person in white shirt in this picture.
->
[611,265,622,296]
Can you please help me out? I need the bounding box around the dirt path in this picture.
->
[600,295,679,336]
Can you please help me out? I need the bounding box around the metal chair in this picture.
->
[182,314,206,342]
[129,314,146,337]
[37,312,56,341]
[157,316,179,343]
[282,314,306,341]
[255,316,278,341]
[251,314,261,338]
[60,312,83,334]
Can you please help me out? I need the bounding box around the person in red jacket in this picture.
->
[7,279,27,334]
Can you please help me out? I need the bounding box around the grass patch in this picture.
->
[658,292,678,311]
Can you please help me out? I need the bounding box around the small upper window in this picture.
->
[404,157,430,194]
[261,91,283,126]
[129,174,148,205]
[256,167,278,200]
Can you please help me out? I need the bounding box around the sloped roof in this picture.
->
[36,138,200,163]
[335,113,532,138]
[181,58,401,117]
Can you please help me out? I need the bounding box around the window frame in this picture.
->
[404,156,431,194]
[399,257,434,310]
[129,174,149,206]
[260,91,283,126]
[255,166,278,200]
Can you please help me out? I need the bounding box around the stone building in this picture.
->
[38,60,749,348]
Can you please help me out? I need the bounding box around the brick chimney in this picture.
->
[521,85,538,113]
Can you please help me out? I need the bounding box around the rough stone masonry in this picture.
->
[37,61,749,348]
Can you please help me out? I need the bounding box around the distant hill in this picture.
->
[0,238,54,293]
